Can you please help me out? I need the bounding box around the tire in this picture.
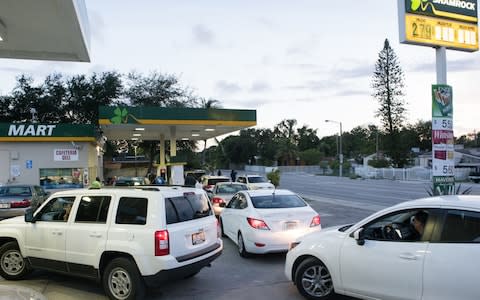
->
[102,257,146,300]
[237,232,250,258]
[294,258,335,300]
[219,218,226,237]
[0,241,31,280]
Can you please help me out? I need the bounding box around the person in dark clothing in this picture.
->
[230,169,237,182]
[217,169,222,176]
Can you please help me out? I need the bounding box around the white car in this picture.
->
[285,195,480,300]
[220,189,321,257]
[237,175,274,190]
[0,186,222,300]
[200,175,231,192]
[210,182,249,216]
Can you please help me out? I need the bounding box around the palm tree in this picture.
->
[200,98,222,166]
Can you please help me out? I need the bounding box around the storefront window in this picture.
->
[39,168,84,189]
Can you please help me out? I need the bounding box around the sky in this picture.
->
[0,0,479,138]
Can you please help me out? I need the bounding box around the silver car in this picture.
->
[210,182,248,216]
[0,185,49,219]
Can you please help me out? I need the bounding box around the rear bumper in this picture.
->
[143,250,222,287]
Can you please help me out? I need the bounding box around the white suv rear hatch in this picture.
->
[164,191,219,260]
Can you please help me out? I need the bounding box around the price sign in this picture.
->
[432,118,453,130]
[405,14,478,51]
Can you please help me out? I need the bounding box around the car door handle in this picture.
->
[89,233,102,238]
[399,253,418,260]
[52,230,63,236]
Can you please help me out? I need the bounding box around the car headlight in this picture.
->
[289,241,301,251]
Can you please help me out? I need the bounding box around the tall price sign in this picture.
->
[432,84,455,194]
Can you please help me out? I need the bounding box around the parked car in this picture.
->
[200,175,231,192]
[220,189,321,257]
[237,174,274,190]
[113,176,147,186]
[285,195,480,300]
[209,182,249,216]
[0,185,49,220]
[0,186,222,300]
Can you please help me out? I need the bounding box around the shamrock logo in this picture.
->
[411,0,429,11]
[110,107,129,124]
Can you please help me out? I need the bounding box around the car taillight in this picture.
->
[212,196,225,204]
[310,215,321,227]
[10,199,31,208]
[155,230,169,256]
[247,217,270,230]
[206,185,214,190]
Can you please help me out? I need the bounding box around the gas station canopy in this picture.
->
[0,0,90,62]
[99,106,257,141]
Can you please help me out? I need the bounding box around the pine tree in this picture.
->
[372,39,407,167]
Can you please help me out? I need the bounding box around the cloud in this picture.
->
[249,81,270,92]
[330,64,374,79]
[407,57,480,73]
[0,66,30,73]
[216,80,242,93]
[88,10,106,43]
[333,89,370,97]
[192,24,214,45]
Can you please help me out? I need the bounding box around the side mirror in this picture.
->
[219,203,226,208]
[352,228,365,246]
[24,209,36,223]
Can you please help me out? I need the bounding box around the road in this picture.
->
[2,174,479,299]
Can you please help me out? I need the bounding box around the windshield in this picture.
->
[217,184,248,194]
[248,176,267,183]
[0,186,32,197]
[207,178,230,185]
[251,194,307,209]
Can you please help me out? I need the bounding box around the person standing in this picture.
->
[230,169,237,182]
[217,169,222,176]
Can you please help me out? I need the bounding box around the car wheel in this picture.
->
[219,218,226,237]
[294,258,334,300]
[103,257,145,300]
[237,232,250,258]
[0,241,31,280]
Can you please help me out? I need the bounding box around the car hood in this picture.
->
[0,215,25,224]
[297,224,346,242]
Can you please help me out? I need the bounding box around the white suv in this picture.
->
[237,175,274,190]
[0,186,222,300]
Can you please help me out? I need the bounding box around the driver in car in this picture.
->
[411,211,428,240]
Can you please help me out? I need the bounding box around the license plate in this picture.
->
[285,222,297,230]
[192,231,205,245]
[0,203,10,209]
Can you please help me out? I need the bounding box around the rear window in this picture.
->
[251,194,307,209]
[248,176,267,183]
[0,186,32,197]
[207,178,230,185]
[165,192,212,224]
[217,184,248,194]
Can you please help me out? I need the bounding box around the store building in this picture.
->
[0,123,99,188]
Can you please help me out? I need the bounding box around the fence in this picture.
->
[245,164,473,182]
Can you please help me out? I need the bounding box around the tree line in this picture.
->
[1,39,478,172]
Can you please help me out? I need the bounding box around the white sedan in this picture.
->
[219,189,321,257]
[285,195,480,300]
